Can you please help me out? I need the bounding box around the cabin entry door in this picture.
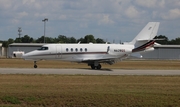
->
[56,46,62,58]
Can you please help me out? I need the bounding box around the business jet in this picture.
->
[22,22,160,69]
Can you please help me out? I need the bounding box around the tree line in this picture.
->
[155,35,180,45]
[0,35,106,47]
[0,34,180,47]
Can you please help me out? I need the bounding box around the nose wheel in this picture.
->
[34,61,38,68]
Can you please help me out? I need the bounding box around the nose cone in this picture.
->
[13,51,24,58]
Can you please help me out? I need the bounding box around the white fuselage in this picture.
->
[22,43,134,62]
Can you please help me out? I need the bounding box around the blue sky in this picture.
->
[0,0,180,43]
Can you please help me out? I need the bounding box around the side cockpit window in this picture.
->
[37,47,49,51]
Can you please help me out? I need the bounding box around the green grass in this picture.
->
[0,75,180,107]
[1,96,20,104]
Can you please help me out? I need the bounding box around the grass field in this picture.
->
[0,75,180,107]
[0,59,180,107]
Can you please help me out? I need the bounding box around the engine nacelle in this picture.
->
[13,51,24,58]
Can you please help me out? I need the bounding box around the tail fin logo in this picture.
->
[132,40,155,52]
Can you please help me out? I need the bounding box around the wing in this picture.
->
[81,54,129,65]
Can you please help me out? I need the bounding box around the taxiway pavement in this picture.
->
[0,68,180,75]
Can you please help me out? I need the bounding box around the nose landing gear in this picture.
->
[34,61,37,68]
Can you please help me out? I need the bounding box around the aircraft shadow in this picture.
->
[78,68,113,71]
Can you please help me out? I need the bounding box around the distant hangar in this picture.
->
[8,43,180,59]
[141,45,180,59]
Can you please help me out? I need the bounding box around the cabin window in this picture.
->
[80,48,83,52]
[71,48,73,52]
[37,47,48,51]
[66,48,69,52]
[85,48,87,52]
[75,48,78,52]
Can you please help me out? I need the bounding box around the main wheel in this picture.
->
[97,64,102,70]
[91,65,95,69]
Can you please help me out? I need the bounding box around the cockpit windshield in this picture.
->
[37,47,48,51]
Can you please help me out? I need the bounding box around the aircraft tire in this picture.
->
[97,64,102,70]
[34,65,37,68]
[91,65,95,69]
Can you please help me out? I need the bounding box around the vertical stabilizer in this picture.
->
[130,22,160,47]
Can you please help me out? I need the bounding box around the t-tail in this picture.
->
[129,22,160,52]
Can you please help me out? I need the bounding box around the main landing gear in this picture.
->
[89,63,102,70]
[34,61,37,68]
[90,64,101,70]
